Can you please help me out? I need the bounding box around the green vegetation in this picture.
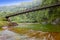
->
[10,0,60,24]
[0,17,9,30]
[0,0,60,32]
[11,24,60,32]
[0,0,60,40]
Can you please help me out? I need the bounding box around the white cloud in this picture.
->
[0,0,42,6]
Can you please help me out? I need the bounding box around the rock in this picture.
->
[0,30,21,40]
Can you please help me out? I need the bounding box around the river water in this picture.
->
[0,30,40,40]
[0,28,57,40]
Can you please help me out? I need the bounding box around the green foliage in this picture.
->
[0,0,60,24]
[0,21,9,27]
[0,17,9,29]
[0,0,60,32]
[0,17,7,21]
[10,24,60,33]
[29,24,60,32]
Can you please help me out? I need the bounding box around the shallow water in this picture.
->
[0,30,41,40]
[0,23,60,40]
[0,30,20,40]
[0,30,55,40]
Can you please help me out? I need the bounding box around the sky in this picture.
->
[0,0,32,6]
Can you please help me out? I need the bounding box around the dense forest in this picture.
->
[0,0,60,24]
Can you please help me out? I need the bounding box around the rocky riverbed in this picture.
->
[0,29,60,40]
[0,30,54,40]
[0,30,42,40]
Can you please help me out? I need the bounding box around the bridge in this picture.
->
[5,3,60,21]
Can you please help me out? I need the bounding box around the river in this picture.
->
[0,30,40,40]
